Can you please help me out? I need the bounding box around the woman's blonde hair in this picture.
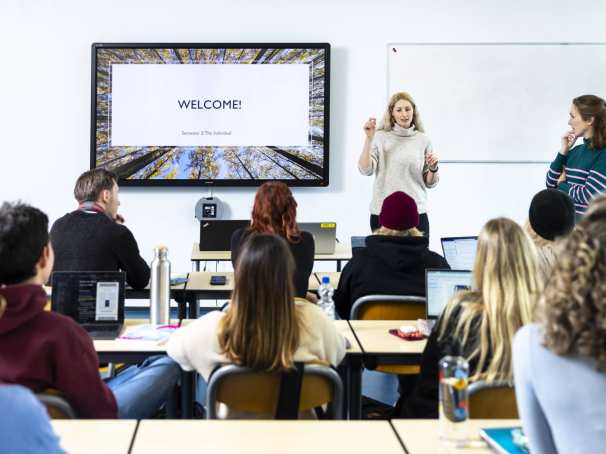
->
[374,226,423,237]
[439,218,540,382]
[218,234,300,371]
[379,92,425,132]
[541,195,606,370]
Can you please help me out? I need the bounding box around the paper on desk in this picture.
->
[118,324,179,342]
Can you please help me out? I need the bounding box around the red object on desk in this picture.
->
[388,328,426,341]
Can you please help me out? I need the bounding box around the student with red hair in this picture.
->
[231,182,314,299]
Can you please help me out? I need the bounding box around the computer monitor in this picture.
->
[440,236,478,271]
[425,269,472,319]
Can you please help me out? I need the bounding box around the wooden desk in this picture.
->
[183,272,340,318]
[347,320,426,420]
[391,419,521,453]
[52,420,137,454]
[349,320,426,365]
[335,319,361,354]
[94,320,166,363]
[185,271,342,301]
[132,420,404,454]
[191,241,352,271]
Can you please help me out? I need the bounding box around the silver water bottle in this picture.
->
[150,246,171,325]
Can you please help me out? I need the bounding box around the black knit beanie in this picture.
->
[529,189,575,241]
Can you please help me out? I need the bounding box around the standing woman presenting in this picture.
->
[359,92,440,236]
[546,94,606,220]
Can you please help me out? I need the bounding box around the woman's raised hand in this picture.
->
[560,130,577,156]
[363,118,376,139]
[425,151,439,171]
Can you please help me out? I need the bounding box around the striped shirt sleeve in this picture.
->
[567,154,606,205]
[546,152,567,188]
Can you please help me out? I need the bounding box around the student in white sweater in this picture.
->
[167,233,346,419]
[358,92,440,237]
[514,195,606,454]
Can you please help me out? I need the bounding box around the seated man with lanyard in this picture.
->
[50,168,150,290]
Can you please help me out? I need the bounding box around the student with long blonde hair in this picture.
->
[396,218,541,418]
[168,234,346,418]
[514,194,606,454]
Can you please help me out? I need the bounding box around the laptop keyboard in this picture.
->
[84,325,121,340]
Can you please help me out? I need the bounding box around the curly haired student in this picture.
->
[514,194,606,454]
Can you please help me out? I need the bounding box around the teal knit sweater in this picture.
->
[546,139,606,218]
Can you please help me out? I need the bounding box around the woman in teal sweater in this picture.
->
[546,95,606,219]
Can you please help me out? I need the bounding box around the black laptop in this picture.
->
[199,220,250,251]
[51,271,125,340]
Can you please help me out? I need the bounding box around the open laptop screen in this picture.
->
[425,269,472,319]
[441,236,478,271]
[51,271,125,324]
[298,222,336,254]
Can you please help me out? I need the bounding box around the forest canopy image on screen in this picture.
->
[91,43,330,186]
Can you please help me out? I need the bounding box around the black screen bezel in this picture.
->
[90,42,330,187]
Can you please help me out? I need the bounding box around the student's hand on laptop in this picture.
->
[114,213,125,224]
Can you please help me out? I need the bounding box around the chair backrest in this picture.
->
[206,364,343,419]
[36,391,76,419]
[350,294,426,320]
[468,380,518,419]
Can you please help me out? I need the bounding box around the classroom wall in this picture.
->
[2,0,605,270]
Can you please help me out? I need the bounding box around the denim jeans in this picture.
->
[105,355,180,419]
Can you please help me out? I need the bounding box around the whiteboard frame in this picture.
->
[387,42,606,164]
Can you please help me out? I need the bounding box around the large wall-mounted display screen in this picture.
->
[91,43,330,186]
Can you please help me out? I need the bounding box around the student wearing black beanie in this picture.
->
[525,189,575,285]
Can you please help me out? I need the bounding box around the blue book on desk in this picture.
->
[479,427,528,454]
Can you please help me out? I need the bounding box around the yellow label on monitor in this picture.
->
[320,223,336,229]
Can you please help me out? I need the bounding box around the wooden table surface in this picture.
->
[392,419,521,453]
[132,420,404,454]
[52,420,137,454]
[348,320,426,355]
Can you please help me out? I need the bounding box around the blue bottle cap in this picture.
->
[322,276,330,284]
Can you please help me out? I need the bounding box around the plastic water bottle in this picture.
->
[317,276,336,320]
[150,246,171,325]
[439,355,470,443]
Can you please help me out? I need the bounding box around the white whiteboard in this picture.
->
[387,43,606,162]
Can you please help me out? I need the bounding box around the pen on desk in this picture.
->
[314,273,322,285]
